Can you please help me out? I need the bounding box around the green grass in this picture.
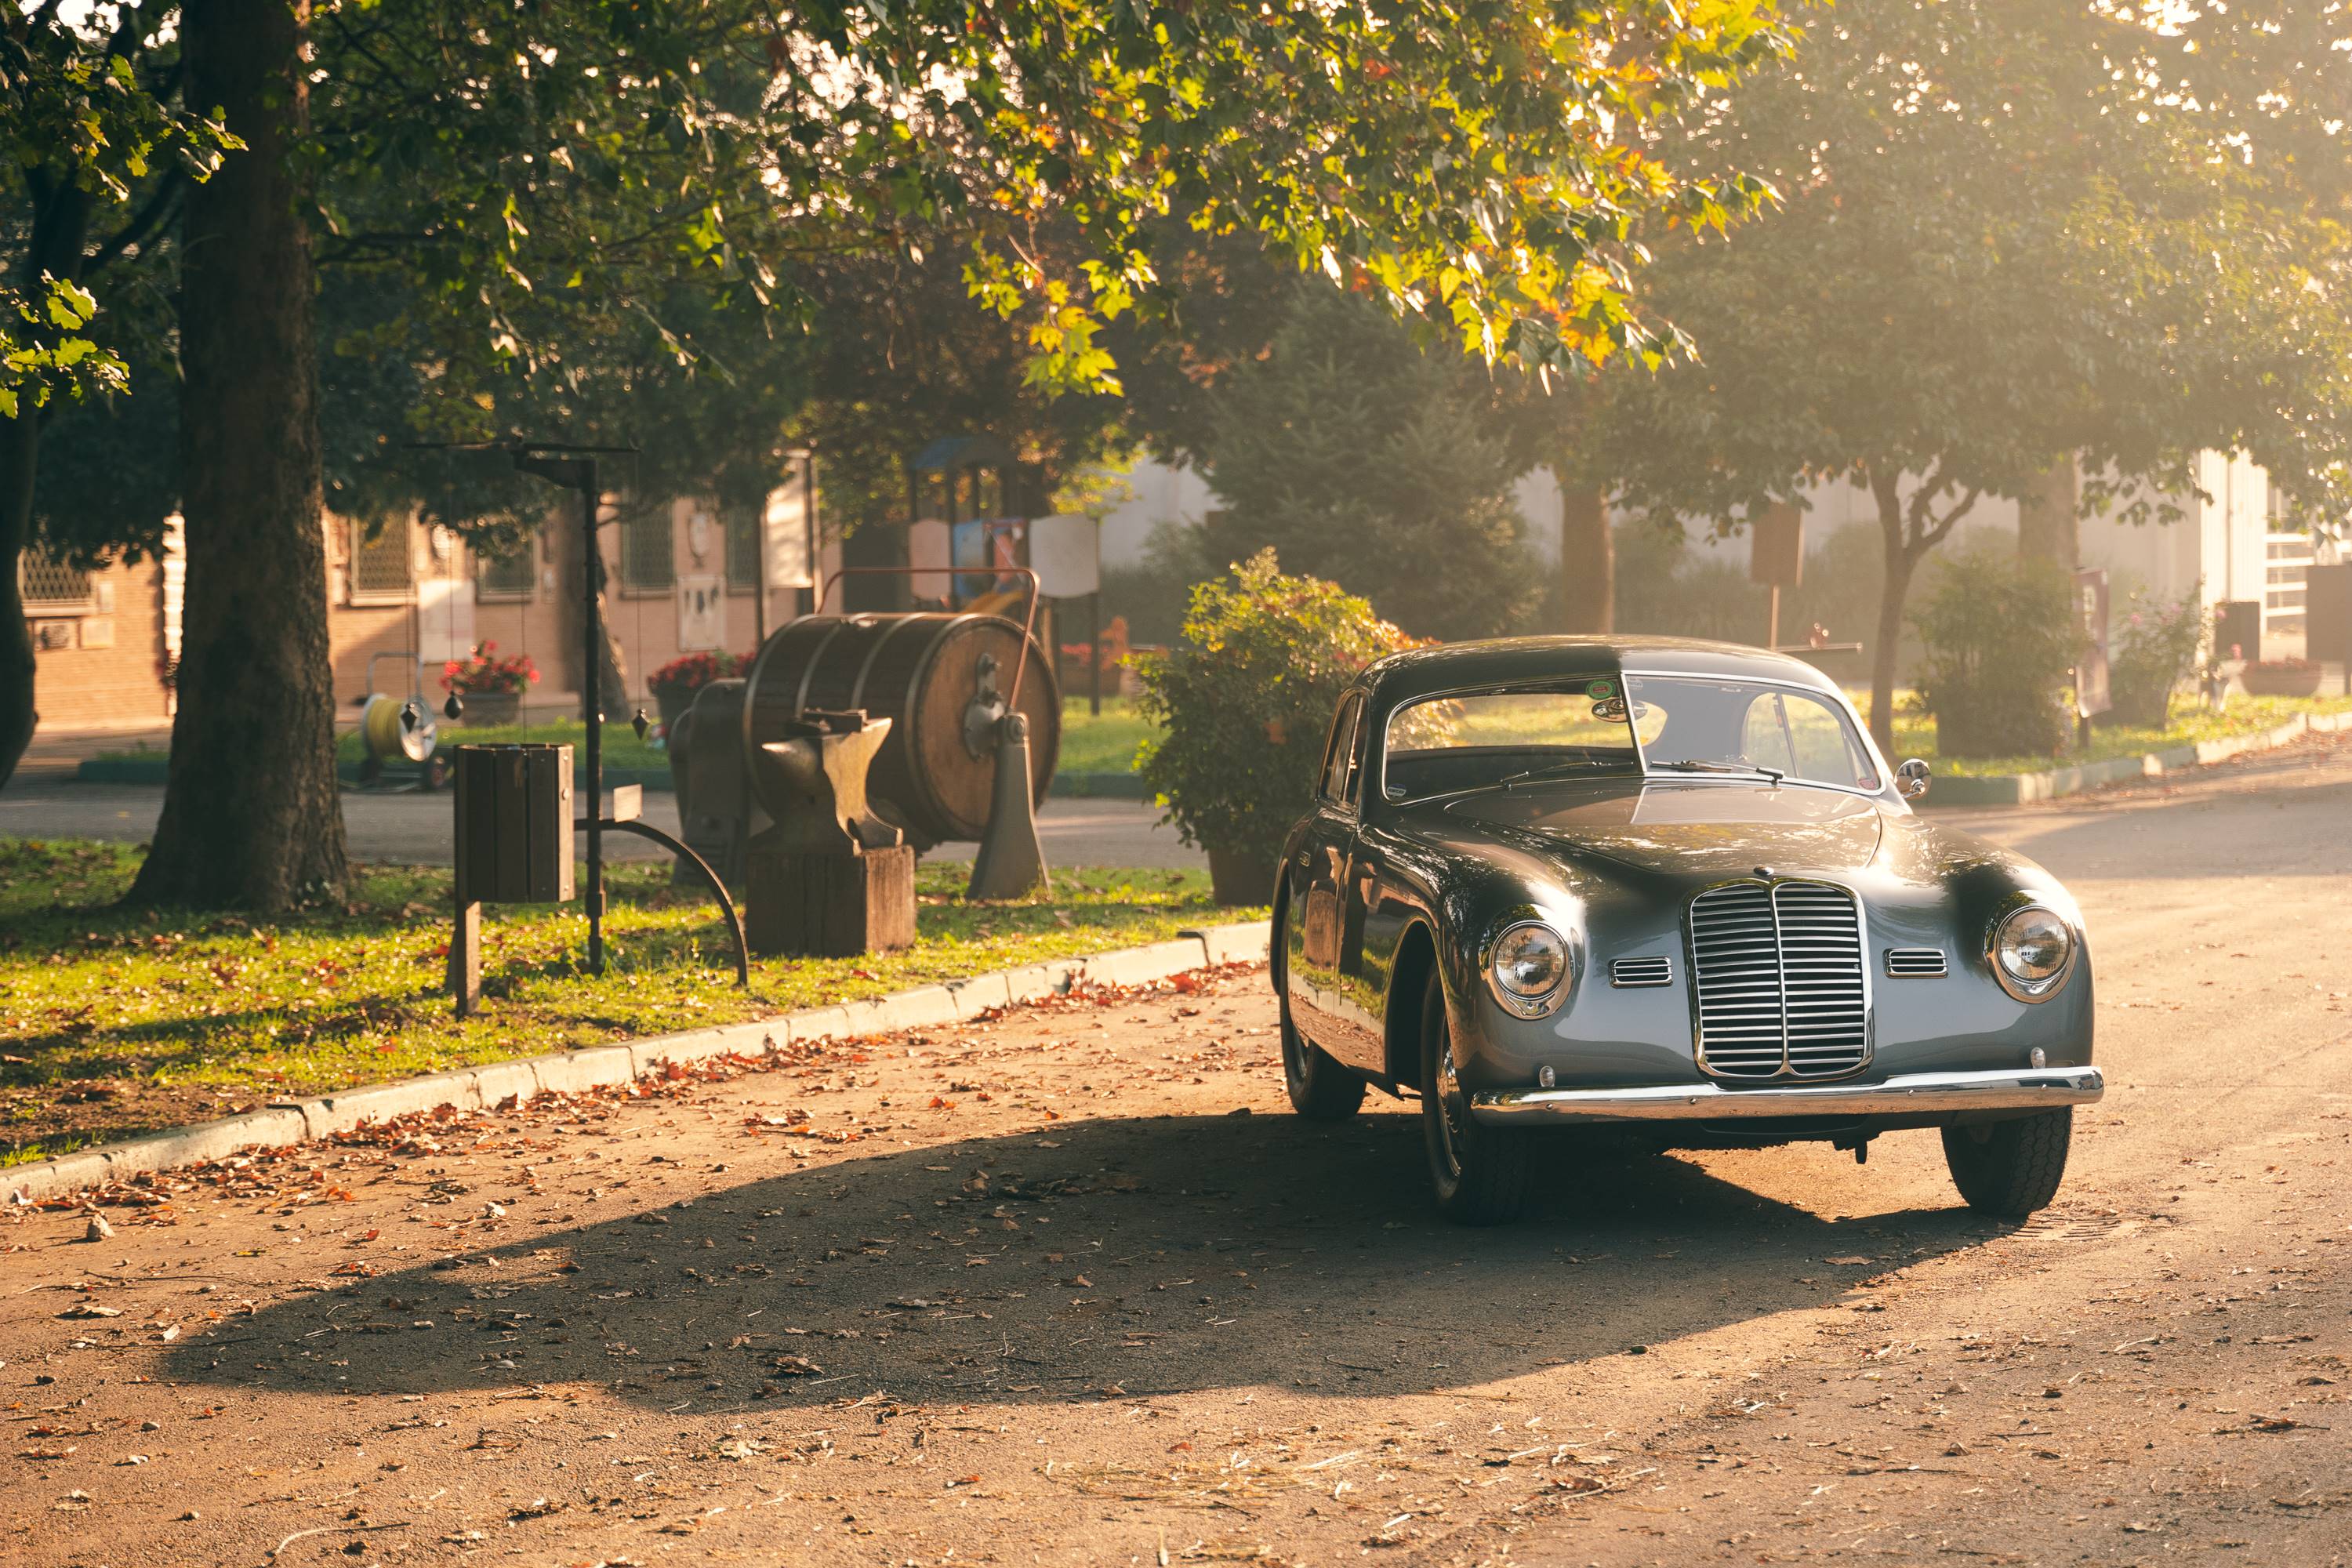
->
[1882,692,2352,778]
[1058,695,1156,776]
[0,838,1259,1167]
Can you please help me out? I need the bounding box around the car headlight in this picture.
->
[1489,921,1571,1018]
[1991,905,2074,1001]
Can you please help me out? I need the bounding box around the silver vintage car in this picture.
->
[1272,637,2100,1225]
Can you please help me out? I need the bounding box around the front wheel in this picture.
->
[1419,976,1539,1225]
[1276,895,1364,1121]
[1942,1109,2073,1216]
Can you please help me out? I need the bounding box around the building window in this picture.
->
[725,503,760,591]
[475,535,537,601]
[349,519,414,601]
[619,503,674,593]
[20,549,93,612]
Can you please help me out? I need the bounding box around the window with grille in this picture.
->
[20,550,93,609]
[475,536,536,601]
[349,520,414,599]
[725,503,760,590]
[619,503,674,593]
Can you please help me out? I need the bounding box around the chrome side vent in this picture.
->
[1611,955,1674,988]
[1884,946,1947,978]
[1687,879,1871,1080]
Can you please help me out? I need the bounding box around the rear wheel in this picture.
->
[1942,1109,2073,1216]
[1419,976,1539,1225]
[1275,894,1364,1121]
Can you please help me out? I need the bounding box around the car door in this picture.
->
[1287,693,1365,1050]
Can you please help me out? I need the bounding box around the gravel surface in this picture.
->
[4,746,2350,1565]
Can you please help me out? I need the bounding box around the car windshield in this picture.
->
[1381,681,1650,801]
[1624,674,1881,792]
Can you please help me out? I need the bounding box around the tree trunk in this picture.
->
[0,411,41,793]
[2016,457,2078,568]
[0,183,97,793]
[1558,484,1613,633]
[1868,499,1918,761]
[127,0,347,909]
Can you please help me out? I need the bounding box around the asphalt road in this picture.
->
[4,746,2351,1565]
[0,779,1200,869]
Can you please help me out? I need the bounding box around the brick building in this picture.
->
[24,485,837,737]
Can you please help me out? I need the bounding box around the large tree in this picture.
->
[0,7,230,791]
[1588,0,2352,753]
[1196,283,1544,641]
[111,0,1802,908]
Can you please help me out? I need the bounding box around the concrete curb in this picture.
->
[4,919,1272,1207]
[1922,710,2352,807]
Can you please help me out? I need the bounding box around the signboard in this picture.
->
[677,574,727,652]
[2072,567,2111,719]
[1749,503,1805,589]
[762,483,813,590]
[1029,514,1102,598]
[908,517,954,601]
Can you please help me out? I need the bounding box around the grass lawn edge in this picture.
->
[5,916,1271,1206]
[1918,708,2352,806]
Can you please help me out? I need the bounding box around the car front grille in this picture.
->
[1687,880,1871,1080]
[1884,946,1947,978]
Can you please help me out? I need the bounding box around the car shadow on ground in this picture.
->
[165,1111,2000,1407]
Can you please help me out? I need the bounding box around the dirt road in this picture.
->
[5,747,2350,1566]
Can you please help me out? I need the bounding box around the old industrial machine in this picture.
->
[667,597,1059,949]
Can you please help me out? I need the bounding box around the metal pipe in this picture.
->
[583,459,604,976]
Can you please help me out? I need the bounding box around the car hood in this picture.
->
[1411,779,1889,880]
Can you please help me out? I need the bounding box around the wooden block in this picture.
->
[745,844,916,958]
[448,899,482,1017]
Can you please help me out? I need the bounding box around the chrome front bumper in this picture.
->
[1469,1065,2103,1125]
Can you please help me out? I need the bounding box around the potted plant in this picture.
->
[648,650,742,735]
[2107,590,2207,728]
[1133,550,1416,906]
[441,641,539,726]
[2241,657,2322,698]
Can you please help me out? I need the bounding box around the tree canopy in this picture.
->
[1580,0,2352,749]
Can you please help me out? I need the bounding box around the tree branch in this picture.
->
[1919,485,1984,551]
[84,170,186,278]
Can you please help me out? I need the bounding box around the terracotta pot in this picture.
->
[1207,847,1272,908]
[2241,664,2321,699]
[457,690,521,728]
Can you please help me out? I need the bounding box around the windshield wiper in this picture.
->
[1497,758,1626,789]
[1649,758,1787,783]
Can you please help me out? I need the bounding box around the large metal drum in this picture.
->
[740,612,1059,845]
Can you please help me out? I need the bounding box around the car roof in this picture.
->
[1360,635,1845,710]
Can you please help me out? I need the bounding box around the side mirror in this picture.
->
[1895,757,1931,800]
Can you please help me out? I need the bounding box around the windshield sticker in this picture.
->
[1586,678,1616,699]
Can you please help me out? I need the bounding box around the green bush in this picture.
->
[1911,544,2076,759]
[2107,587,2206,727]
[1133,550,1414,870]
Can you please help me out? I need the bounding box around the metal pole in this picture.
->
[1089,590,1102,716]
[752,489,768,652]
[582,459,604,976]
[1766,583,1780,649]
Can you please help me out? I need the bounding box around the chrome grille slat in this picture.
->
[1687,879,1871,1080]
[1884,946,1947,978]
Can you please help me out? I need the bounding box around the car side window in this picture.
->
[1319,694,1363,806]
